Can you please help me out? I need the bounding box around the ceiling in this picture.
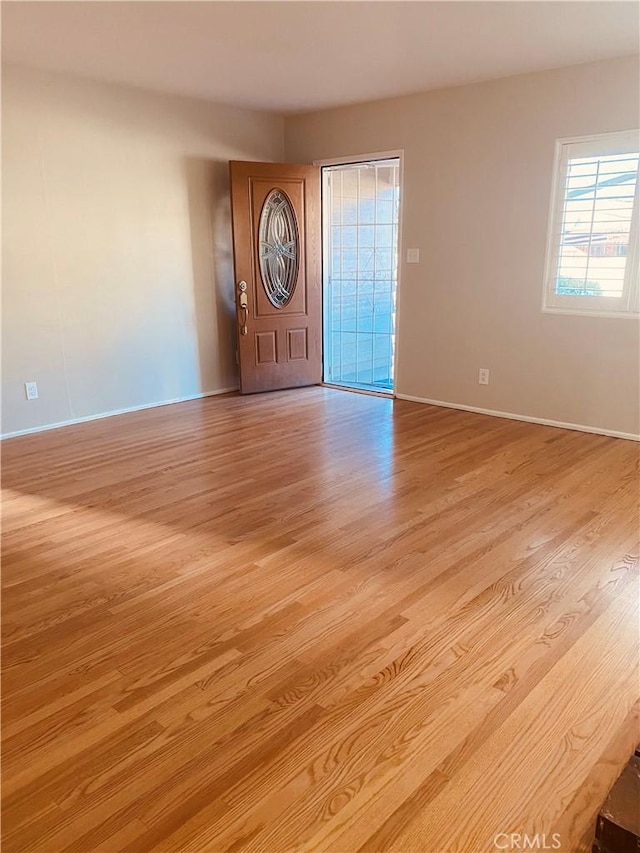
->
[2,1,639,114]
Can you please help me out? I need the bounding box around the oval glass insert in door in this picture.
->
[258,189,300,307]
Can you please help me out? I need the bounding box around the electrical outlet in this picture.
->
[406,248,420,264]
[25,381,38,400]
[478,369,490,386]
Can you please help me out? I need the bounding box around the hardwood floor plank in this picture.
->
[354,590,639,853]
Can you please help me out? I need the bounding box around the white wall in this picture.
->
[285,56,640,437]
[2,65,284,436]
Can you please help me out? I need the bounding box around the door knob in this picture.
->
[237,281,248,335]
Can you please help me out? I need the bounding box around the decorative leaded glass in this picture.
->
[258,189,299,307]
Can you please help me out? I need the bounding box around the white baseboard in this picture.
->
[1,387,239,440]
[395,393,640,442]
[5,387,637,443]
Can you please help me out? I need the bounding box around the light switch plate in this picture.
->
[406,248,420,264]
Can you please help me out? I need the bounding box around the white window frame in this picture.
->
[542,130,640,319]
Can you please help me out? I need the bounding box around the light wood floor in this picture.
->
[2,387,639,853]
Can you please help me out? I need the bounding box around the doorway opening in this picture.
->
[321,157,401,394]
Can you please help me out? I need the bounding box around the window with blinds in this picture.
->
[322,158,400,392]
[543,130,639,317]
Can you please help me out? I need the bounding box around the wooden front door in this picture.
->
[229,161,322,394]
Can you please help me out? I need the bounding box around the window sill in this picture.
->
[542,306,640,320]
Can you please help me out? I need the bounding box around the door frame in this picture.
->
[314,149,405,397]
